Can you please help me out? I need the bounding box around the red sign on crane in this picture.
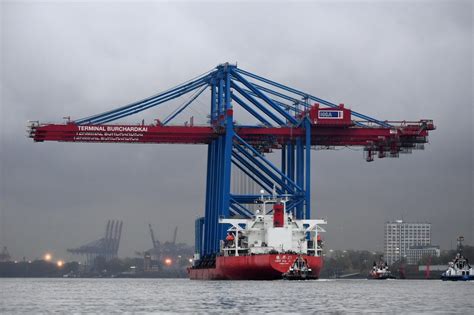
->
[309,103,352,127]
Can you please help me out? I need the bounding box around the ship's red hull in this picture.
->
[188,254,323,280]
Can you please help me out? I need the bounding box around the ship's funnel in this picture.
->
[273,203,284,228]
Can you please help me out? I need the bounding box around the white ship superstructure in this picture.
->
[219,193,327,257]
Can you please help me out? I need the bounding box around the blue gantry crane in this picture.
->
[29,63,435,260]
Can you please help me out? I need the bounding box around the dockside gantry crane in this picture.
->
[28,63,435,260]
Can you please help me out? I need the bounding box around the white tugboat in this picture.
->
[441,236,473,281]
[368,257,395,280]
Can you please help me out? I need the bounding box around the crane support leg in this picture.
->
[296,137,304,219]
[202,66,234,256]
[305,118,311,219]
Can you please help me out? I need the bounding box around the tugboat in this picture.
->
[188,191,327,280]
[368,257,395,279]
[282,255,314,280]
[441,236,473,281]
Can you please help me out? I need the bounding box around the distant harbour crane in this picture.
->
[67,220,123,265]
[149,224,160,250]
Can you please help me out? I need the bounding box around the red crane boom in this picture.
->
[29,118,434,161]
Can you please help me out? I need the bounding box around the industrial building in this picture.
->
[0,247,11,262]
[406,245,440,265]
[384,220,438,265]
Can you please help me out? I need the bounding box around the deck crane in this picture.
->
[28,63,435,260]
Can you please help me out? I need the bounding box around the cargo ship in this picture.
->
[188,194,327,280]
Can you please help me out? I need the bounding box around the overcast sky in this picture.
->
[1,1,472,261]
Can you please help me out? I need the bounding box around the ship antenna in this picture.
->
[457,236,464,255]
